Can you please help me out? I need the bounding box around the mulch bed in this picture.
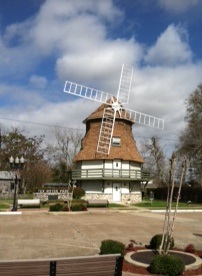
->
[123,246,202,275]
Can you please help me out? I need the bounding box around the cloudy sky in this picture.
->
[0,0,202,156]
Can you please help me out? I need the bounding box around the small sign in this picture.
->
[149,191,154,205]
[48,195,58,201]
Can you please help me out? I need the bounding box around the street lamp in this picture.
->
[9,156,25,211]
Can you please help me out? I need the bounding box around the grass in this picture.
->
[133,199,202,209]
[0,199,12,210]
[108,203,126,208]
[1,198,202,210]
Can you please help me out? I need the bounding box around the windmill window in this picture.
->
[112,137,121,147]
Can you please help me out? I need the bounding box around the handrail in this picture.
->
[72,168,150,180]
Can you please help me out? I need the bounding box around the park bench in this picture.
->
[0,254,122,276]
[87,199,109,207]
[17,199,40,208]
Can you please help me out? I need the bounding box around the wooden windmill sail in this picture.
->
[64,64,164,156]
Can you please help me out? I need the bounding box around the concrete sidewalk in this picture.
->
[0,208,201,274]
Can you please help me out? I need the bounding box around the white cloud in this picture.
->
[56,38,143,86]
[29,75,47,89]
[144,24,192,66]
[128,62,202,147]
[157,0,199,14]
[30,0,122,55]
[0,0,125,80]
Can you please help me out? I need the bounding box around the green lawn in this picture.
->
[1,198,202,211]
[108,203,126,208]
[0,199,12,210]
[133,199,202,209]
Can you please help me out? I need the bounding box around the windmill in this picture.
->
[64,64,164,156]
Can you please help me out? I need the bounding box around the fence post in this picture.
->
[50,261,56,276]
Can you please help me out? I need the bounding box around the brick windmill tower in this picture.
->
[64,65,164,202]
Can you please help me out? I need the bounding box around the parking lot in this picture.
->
[0,208,202,260]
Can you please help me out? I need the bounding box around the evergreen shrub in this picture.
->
[100,239,125,256]
[73,187,85,199]
[149,254,185,276]
[71,204,87,211]
[49,203,63,212]
[184,244,196,254]
[62,204,70,211]
[150,234,174,250]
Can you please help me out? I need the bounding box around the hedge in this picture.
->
[146,187,202,203]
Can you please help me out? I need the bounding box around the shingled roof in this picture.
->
[83,97,133,123]
[74,99,144,163]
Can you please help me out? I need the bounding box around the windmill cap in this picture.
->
[83,97,135,124]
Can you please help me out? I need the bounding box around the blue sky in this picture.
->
[0,0,202,156]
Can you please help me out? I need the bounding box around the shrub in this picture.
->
[49,203,63,212]
[184,244,196,254]
[71,204,87,212]
[73,187,85,199]
[100,239,125,256]
[62,204,70,212]
[149,254,185,276]
[150,234,174,250]
[125,242,134,251]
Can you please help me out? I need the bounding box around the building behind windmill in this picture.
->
[72,99,150,203]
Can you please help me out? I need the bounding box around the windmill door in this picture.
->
[112,183,121,202]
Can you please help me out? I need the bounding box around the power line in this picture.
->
[0,116,85,132]
[135,135,178,142]
[0,115,179,142]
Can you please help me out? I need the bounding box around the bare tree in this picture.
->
[141,136,167,186]
[47,127,83,169]
[159,153,186,255]
[177,84,202,186]
[22,160,52,193]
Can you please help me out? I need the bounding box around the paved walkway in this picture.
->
[0,207,202,275]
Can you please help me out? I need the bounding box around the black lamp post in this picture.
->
[9,156,25,211]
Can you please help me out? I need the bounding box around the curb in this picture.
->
[0,211,22,215]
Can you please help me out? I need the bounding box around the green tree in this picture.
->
[51,161,69,183]
[0,127,51,193]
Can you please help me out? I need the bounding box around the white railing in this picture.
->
[72,169,150,180]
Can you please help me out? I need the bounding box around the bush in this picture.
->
[184,244,196,254]
[49,203,63,212]
[149,254,185,276]
[73,187,85,199]
[150,234,174,250]
[49,202,87,212]
[100,239,125,256]
[71,204,87,212]
[62,204,70,212]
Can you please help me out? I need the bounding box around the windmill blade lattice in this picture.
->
[64,81,113,104]
[63,64,164,156]
[117,64,133,105]
[96,64,134,155]
[97,107,116,155]
[119,107,164,130]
